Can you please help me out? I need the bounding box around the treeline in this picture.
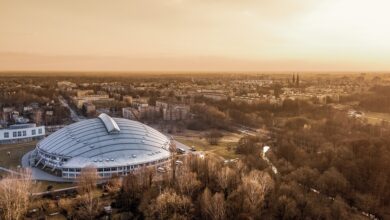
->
[115,155,275,219]
[340,85,390,113]
[359,86,390,113]
[188,97,322,129]
[267,110,390,218]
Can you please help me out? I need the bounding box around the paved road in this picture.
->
[0,166,22,175]
[174,140,192,152]
[364,115,390,123]
[262,146,278,174]
[58,96,85,122]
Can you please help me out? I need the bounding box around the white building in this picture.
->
[30,114,171,179]
[0,123,45,144]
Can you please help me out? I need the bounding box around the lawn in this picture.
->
[174,132,240,159]
[0,141,76,192]
[363,111,390,125]
[0,141,37,169]
[32,180,76,193]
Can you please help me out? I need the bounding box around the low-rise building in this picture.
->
[122,107,139,120]
[162,105,189,121]
[123,96,133,104]
[76,89,94,97]
[156,101,189,121]
[0,123,45,144]
[122,106,160,121]
[72,94,114,109]
[83,102,96,115]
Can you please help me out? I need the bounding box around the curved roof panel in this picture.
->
[98,113,120,133]
[37,114,170,168]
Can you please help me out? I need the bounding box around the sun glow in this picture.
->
[0,0,389,71]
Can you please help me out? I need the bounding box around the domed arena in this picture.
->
[31,113,171,179]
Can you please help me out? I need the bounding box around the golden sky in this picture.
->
[1,0,390,71]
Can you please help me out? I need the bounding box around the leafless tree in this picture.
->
[176,166,201,196]
[205,130,223,145]
[138,166,156,189]
[201,188,226,220]
[146,188,192,220]
[58,198,77,218]
[200,187,212,218]
[77,165,100,220]
[121,173,143,209]
[217,166,235,194]
[237,170,274,216]
[105,174,122,194]
[77,165,99,194]
[0,169,34,220]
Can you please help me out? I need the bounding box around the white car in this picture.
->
[176,148,186,154]
[157,167,167,173]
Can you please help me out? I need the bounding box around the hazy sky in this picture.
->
[1,0,390,72]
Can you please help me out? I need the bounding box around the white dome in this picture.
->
[36,114,170,169]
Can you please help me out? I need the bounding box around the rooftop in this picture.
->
[98,113,120,134]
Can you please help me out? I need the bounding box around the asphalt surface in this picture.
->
[58,96,85,122]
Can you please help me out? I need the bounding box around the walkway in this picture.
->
[58,96,85,122]
[0,166,21,175]
[21,151,73,182]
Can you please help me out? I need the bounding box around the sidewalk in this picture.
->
[21,151,74,182]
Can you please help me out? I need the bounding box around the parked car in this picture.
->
[176,147,186,154]
[157,167,167,173]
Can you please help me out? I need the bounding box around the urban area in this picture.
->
[0,73,389,220]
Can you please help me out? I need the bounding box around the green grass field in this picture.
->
[0,141,36,169]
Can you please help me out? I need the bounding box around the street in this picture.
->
[58,96,85,122]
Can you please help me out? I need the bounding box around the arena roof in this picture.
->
[36,114,171,168]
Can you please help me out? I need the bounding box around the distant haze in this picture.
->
[1,0,390,72]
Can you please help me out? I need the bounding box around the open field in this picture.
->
[174,130,242,159]
[0,141,76,192]
[0,141,36,169]
[363,111,390,125]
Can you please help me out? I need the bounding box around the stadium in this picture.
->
[30,113,171,179]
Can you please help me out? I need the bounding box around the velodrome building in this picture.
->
[30,113,171,179]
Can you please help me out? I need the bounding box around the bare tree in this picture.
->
[201,188,226,220]
[138,166,156,189]
[217,166,235,194]
[0,169,34,220]
[210,192,226,220]
[77,165,100,220]
[205,130,223,145]
[146,188,192,220]
[236,170,274,216]
[175,166,201,196]
[105,174,122,194]
[121,173,143,209]
[77,165,99,195]
[58,198,77,218]
[200,187,212,218]
[170,140,178,182]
